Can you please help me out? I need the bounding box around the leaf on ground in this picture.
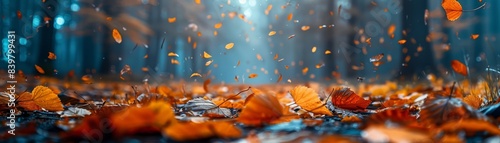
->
[32,86,64,111]
[362,125,433,143]
[163,121,241,141]
[438,119,500,136]
[111,107,159,136]
[16,92,42,111]
[330,87,372,110]
[237,94,283,126]
[368,108,416,124]
[289,86,332,116]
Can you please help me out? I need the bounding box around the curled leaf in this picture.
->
[289,86,332,116]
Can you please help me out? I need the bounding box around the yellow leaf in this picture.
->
[203,51,212,58]
[225,43,234,49]
[190,73,202,78]
[168,52,179,57]
[31,86,63,111]
[214,22,222,29]
[268,31,276,36]
[112,28,122,44]
[290,86,332,116]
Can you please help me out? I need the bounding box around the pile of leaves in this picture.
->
[1,76,500,142]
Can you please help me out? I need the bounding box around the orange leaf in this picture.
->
[330,87,372,110]
[214,22,222,29]
[441,0,462,21]
[368,108,416,124]
[111,107,158,136]
[439,119,500,136]
[248,73,258,78]
[16,92,42,111]
[112,28,122,44]
[341,115,362,123]
[168,17,176,23]
[287,13,293,21]
[48,52,56,60]
[163,121,241,141]
[237,94,283,126]
[451,60,468,76]
[470,34,479,40]
[34,65,45,74]
[289,86,332,116]
[145,101,177,127]
[31,86,63,111]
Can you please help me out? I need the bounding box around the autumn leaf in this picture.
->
[214,22,222,29]
[438,119,500,136]
[35,65,45,74]
[441,0,462,21]
[268,31,276,36]
[203,51,212,58]
[31,86,64,111]
[248,73,258,78]
[341,115,362,123]
[368,108,416,124]
[163,121,241,141]
[237,94,283,126]
[145,100,176,127]
[168,17,176,23]
[225,42,234,49]
[470,34,479,40]
[451,60,468,76]
[462,94,482,109]
[287,13,293,21]
[112,28,122,44]
[289,86,332,116]
[111,107,158,136]
[48,52,56,60]
[330,87,372,110]
[16,92,42,111]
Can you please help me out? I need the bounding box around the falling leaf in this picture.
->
[203,51,212,58]
[17,10,22,19]
[35,65,45,74]
[388,24,396,38]
[112,29,122,44]
[311,47,317,53]
[225,43,234,49]
[31,86,64,111]
[144,54,148,59]
[302,67,309,75]
[290,86,332,116]
[398,39,407,45]
[268,31,276,36]
[48,52,56,60]
[470,34,479,40]
[194,0,201,5]
[366,38,372,45]
[441,0,463,21]
[237,94,283,126]
[205,60,213,66]
[287,13,293,21]
[248,73,258,78]
[190,73,202,78]
[274,54,279,60]
[325,50,332,55]
[424,9,429,25]
[330,87,372,110]
[81,75,92,83]
[288,34,295,39]
[256,54,263,61]
[168,17,176,23]
[168,52,179,57]
[171,59,180,65]
[277,74,283,83]
[301,26,310,31]
[214,22,222,29]
[451,60,468,76]
[120,65,131,80]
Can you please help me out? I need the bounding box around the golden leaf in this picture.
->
[112,28,122,44]
[203,51,212,58]
[268,31,276,36]
[31,86,63,111]
[225,43,234,49]
[290,86,332,116]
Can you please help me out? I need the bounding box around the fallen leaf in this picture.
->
[163,121,241,141]
[330,87,372,110]
[289,86,332,116]
[31,86,64,111]
[237,94,283,126]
